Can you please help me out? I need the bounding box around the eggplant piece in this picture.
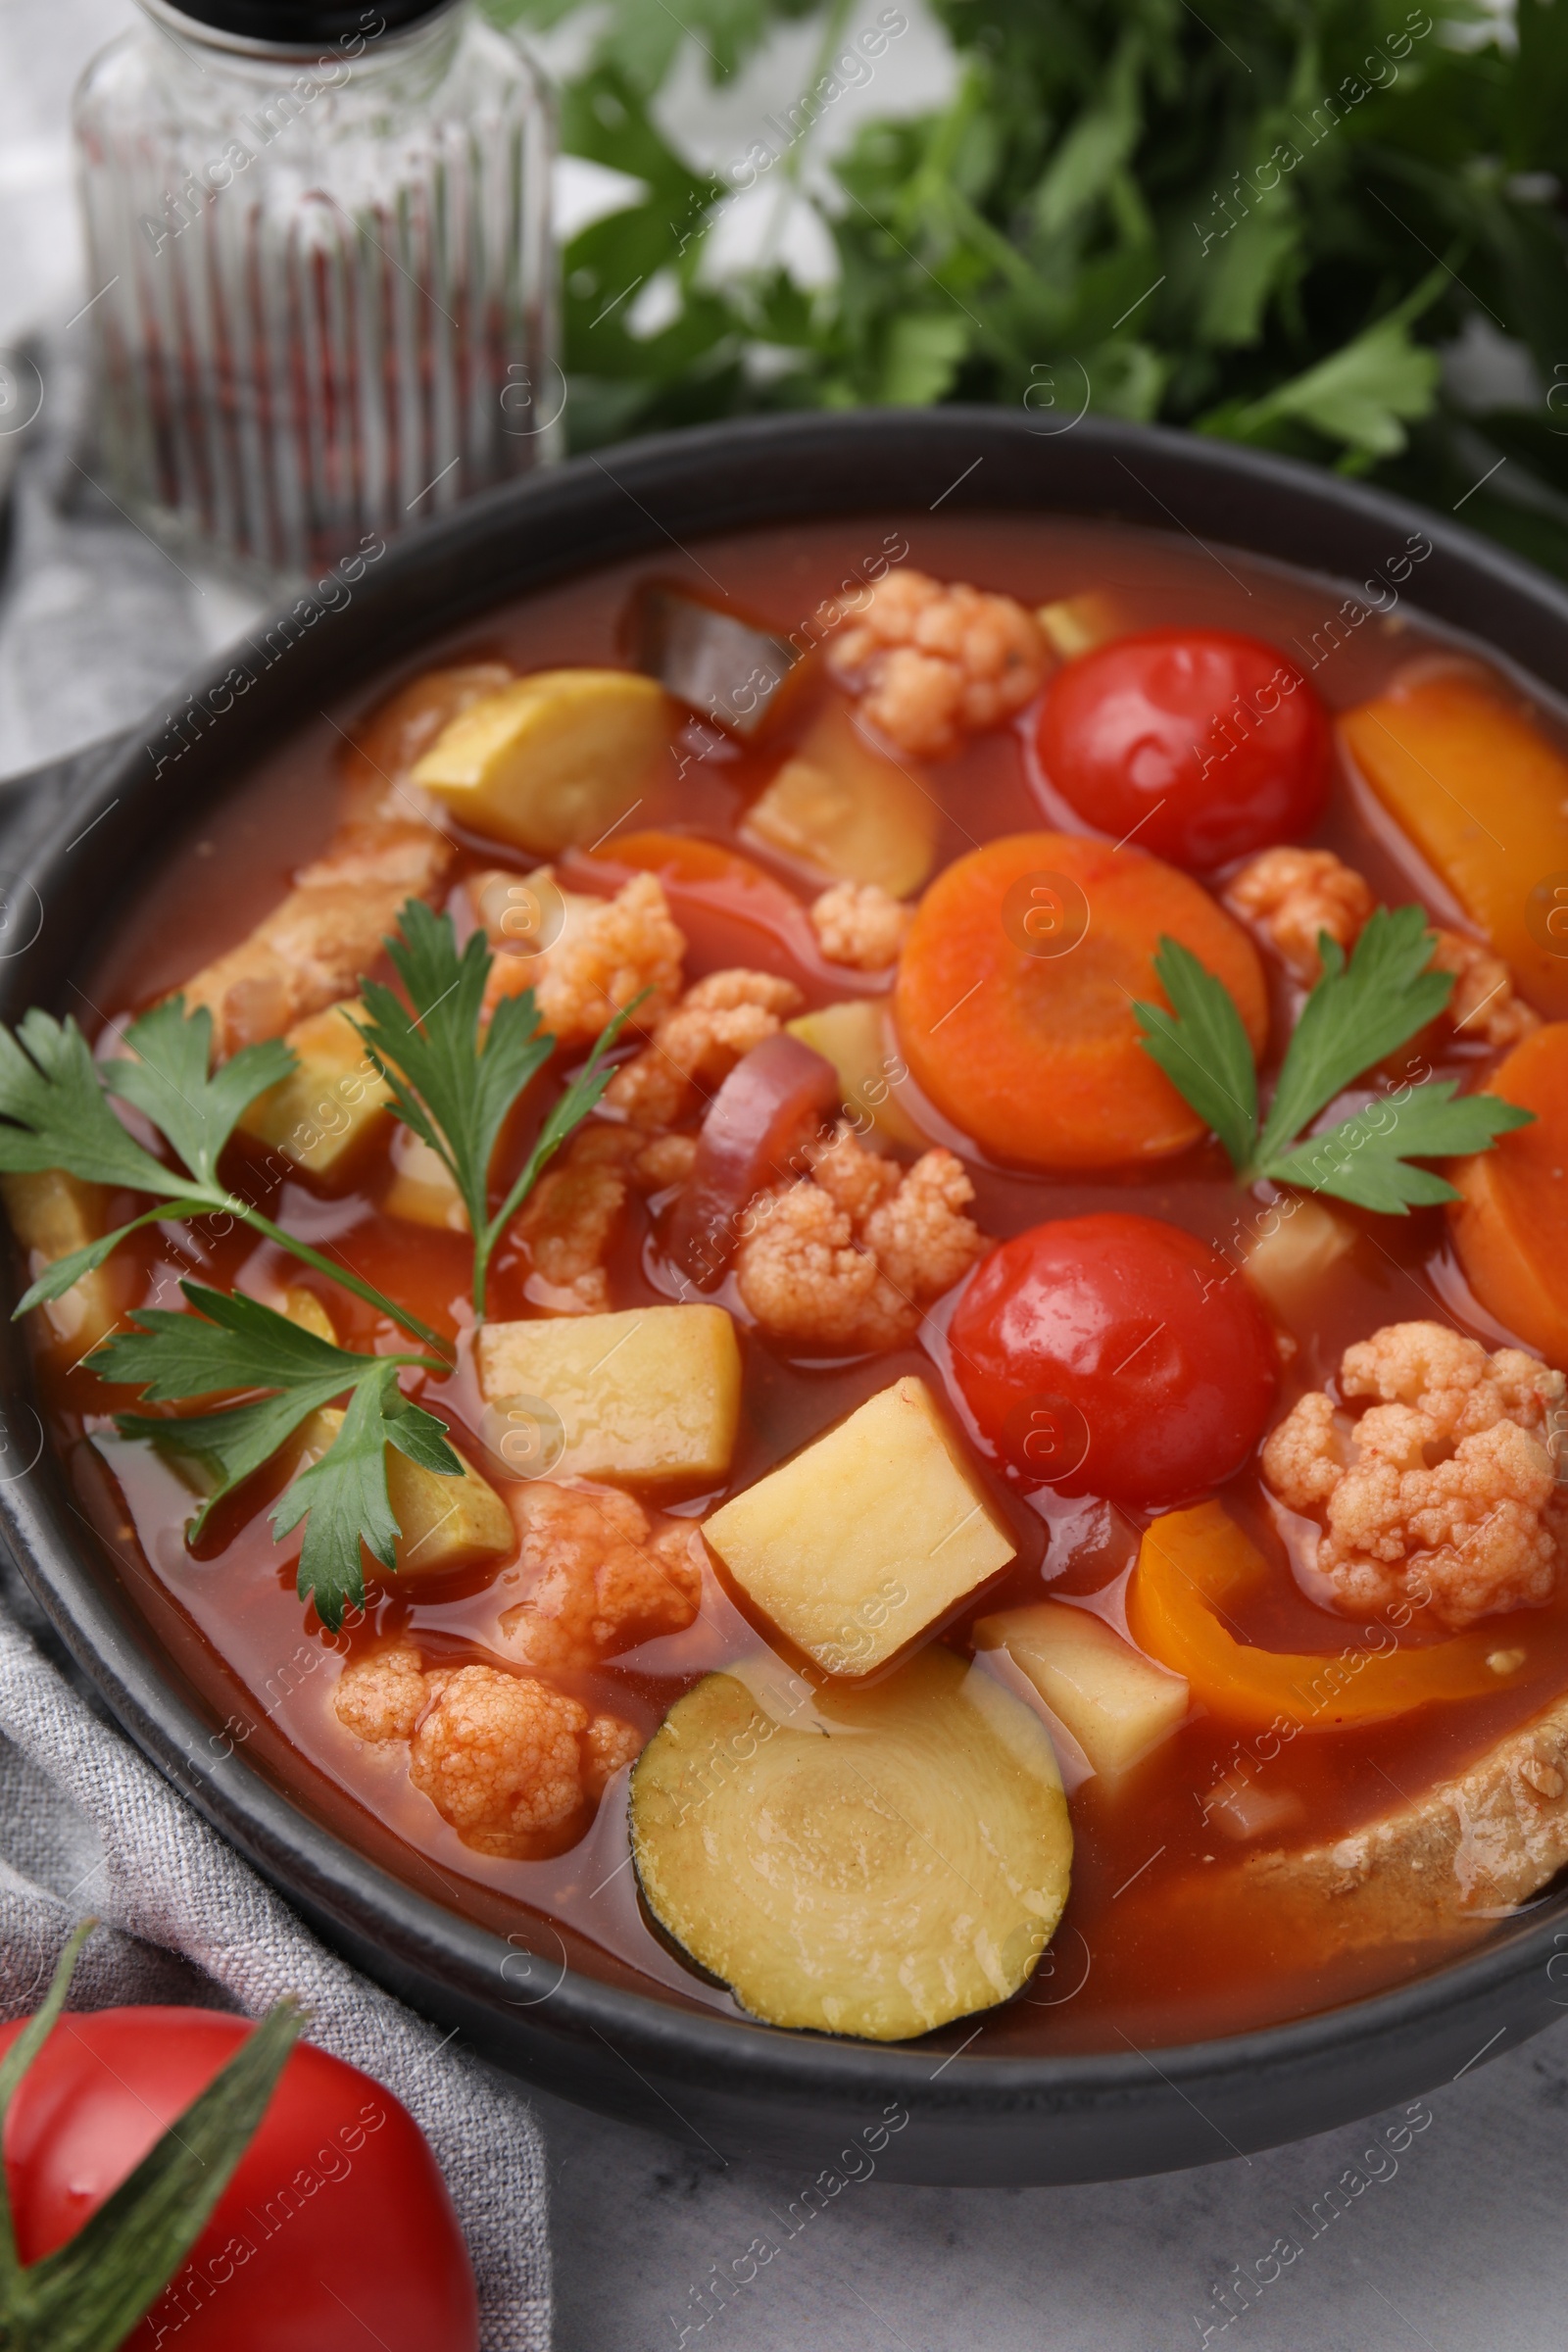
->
[633,584,799,736]
[630,1646,1072,2040]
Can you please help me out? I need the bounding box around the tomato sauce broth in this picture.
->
[49,511,1568,2054]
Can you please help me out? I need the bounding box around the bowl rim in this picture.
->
[5,404,1568,2128]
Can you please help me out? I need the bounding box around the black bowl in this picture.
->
[5,410,1568,2187]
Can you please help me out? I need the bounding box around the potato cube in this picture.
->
[295,1407,514,1580]
[704,1375,1013,1674]
[1243,1197,1356,1316]
[972,1602,1188,1780]
[411,669,673,856]
[1035,592,1122,662]
[743,702,937,898]
[786,1000,927,1151]
[279,1287,339,1344]
[476,1304,741,1490]
[383,1126,469,1231]
[0,1168,121,1350]
[237,1001,392,1178]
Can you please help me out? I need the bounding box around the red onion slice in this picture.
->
[663,1033,841,1289]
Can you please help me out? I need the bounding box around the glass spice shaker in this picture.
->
[73,0,559,585]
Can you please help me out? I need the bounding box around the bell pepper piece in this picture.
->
[1127,1498,1546,1729]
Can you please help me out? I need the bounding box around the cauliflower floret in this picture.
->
[826,568,1048,759]
[1224,848,1376,986]
[734,1121,988,1351]
[632,1132,698,1190]
[333,1646,428,1744]
[496,1481,704,1669]
[507,1123,697,1317]
[808,880,912,972]
[584,1711,644,1796]
[484,869,686,1046]
[808,1120,902,1225]
[734,1177,913,1351]
[333,1646,641,1856]
[1428,927,1541,1051]
[1225,845,1538,1049]
[512,1141,627,1315]
[605,967,803,1129]
[1262,1320,1568,1628]
[862,1147,989,1301]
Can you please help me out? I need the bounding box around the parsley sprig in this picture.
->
[350,899,639,1318]
[1133,906,1535,1213]
[0,900,636,1619]
[99,1283,459,1627]
[0,998,446,1352]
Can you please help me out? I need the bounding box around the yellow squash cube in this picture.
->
[743,702,937,898]
[704,1375,1014,1674]
[972,1601,1189,1781]
[295,1406,514,1580]
[238,1001,392,1178]
[0,1169,121,1351]
[476,1303,741,1490]
[786,999,927,1150]
[411,669,673,856]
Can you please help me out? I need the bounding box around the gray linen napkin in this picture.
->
[0,1575,552,2351]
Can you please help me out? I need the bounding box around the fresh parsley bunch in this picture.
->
[498,0,1568,581]
[1133,906,1533,1212]
[0,903,629,1623]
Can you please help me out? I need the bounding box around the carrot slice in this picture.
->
[1450,1020,1568,1365]
[1128,1499,1551,1729]
[1339,676,1568,1017]
[892,831,1266,1169]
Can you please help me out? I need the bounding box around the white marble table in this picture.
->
[6,8,1568,2348]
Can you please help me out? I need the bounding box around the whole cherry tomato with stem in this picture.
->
[1035,628,1332,871]
[949,1211,1278,1509]
[0,1921,479,2352]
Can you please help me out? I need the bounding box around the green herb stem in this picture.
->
[233,1204,449,1357]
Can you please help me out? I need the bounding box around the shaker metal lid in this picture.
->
[150,0,455,44]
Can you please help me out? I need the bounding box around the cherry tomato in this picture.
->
[949,1212,1277,1508]
[0,2006,479,2351]
[1035,628,1331,870]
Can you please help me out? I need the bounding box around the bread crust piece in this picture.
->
[1246,1690,1568,1947]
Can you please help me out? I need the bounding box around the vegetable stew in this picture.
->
[14,509,1568,2057]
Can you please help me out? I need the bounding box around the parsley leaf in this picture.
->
[1264,1083,1536,1215]
[100,997,295,1190]
[1131,939,1257,1176]
[270,1366,460,1631]
[1134,910,1536,1214]
[352,899,640,1319]
[1254,907,1453,1166]
[99,1283,459,1624]
[0,1009,194,1193]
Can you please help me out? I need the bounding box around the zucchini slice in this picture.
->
[629,1648,1072,2041]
